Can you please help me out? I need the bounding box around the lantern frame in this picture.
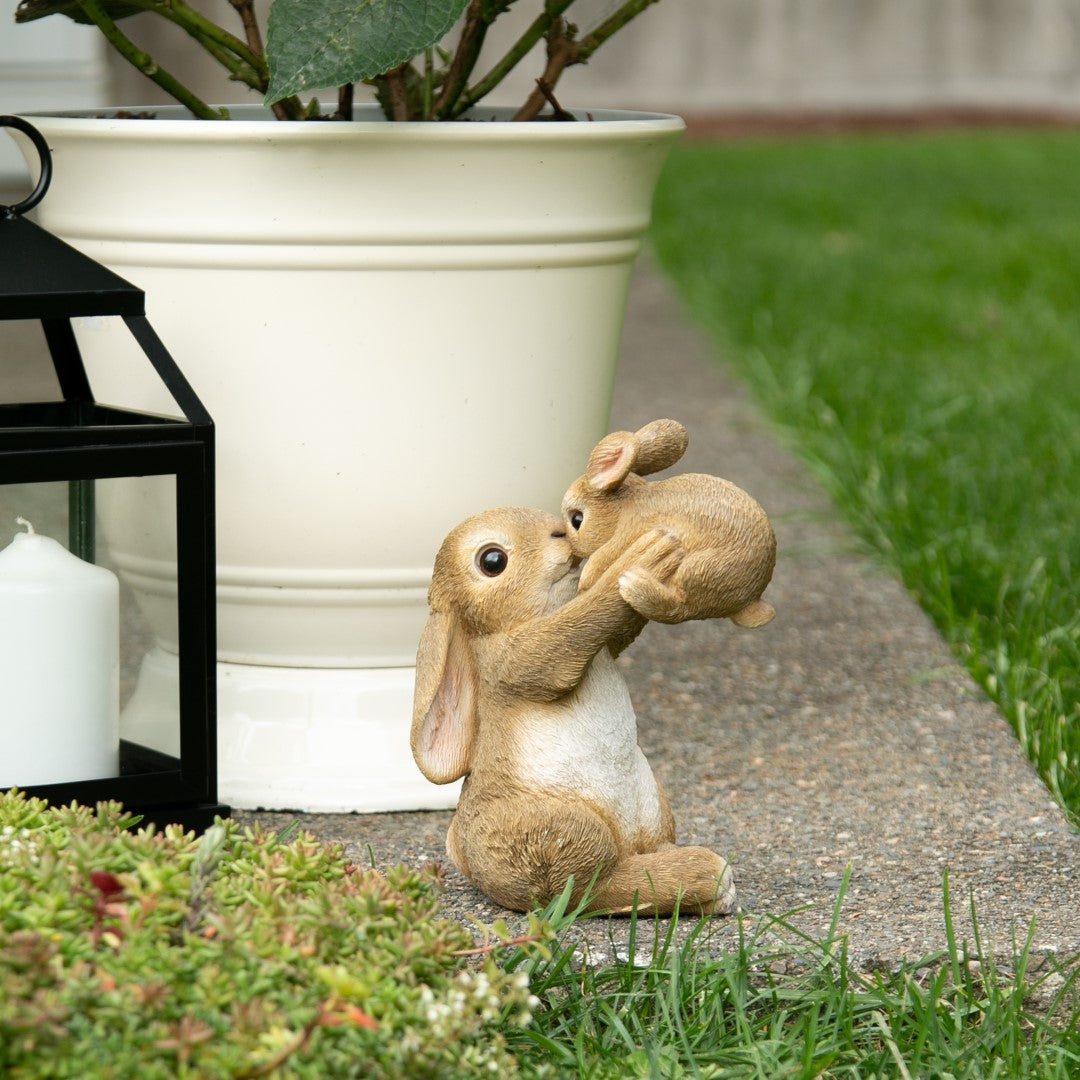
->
[0,115,227,831]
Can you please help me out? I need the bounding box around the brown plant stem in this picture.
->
[335,83,355,120]
[384,65,412,121]
[227,0,304,119]
[433,0,493,119]
[235,1004,326,1079]
[451,932,548,957]
[535,78,575,120]
[228,0,263,55]
[457,0,575,117]
[512,18,577,122]
[512,0,663,121]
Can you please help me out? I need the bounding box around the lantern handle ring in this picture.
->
[0,115,53,218]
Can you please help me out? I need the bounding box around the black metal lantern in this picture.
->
[0,116,226,831]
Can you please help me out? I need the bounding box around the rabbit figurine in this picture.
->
[411,506,734,916]
[561,418,777,628]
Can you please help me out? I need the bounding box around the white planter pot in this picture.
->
[18,105,683,812]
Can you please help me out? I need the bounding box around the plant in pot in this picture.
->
[11,0,683,813]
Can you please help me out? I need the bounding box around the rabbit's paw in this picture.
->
[618,526,682,569]
[618,569,690,624]
[582,528,683,593]
[664,847,736,915]
[701,853,736,915]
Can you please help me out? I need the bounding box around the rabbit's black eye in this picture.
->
[569,510,584,531]
[477,545,508,577]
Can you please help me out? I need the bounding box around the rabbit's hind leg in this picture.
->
[623,547,771,625]
[586,845,735,917]
[449,794,622,913]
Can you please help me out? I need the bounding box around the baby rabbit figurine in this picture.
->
[562,418,777,628]
[411,506,735,916]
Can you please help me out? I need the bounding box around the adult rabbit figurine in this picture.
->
[561,418,777,628]
[411,506,735,916]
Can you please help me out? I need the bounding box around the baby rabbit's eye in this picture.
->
[569,510,584,531]
[476,545,509,577]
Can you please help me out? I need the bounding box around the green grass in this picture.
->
[649,131,1080,821]
[503,876,1080,1078]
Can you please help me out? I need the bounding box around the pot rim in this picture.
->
[19,104,685,142]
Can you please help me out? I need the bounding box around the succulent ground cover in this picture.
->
[0,790,540,1078]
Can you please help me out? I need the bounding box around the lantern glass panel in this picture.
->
[0,474,182,786]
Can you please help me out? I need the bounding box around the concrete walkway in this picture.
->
[211,261,1079,971]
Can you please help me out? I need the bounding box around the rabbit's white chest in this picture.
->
[514,651,663,841]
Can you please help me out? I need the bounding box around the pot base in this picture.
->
[122,648,460,813]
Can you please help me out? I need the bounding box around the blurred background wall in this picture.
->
[4,0,1080,181]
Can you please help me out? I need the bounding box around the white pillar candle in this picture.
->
[0,518,120,788]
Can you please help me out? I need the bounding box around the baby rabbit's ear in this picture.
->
[411,612,478,784]
[632,419,689,476]
[585,419,689,490]
[586,430,638,491]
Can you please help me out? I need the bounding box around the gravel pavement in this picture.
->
[191,261,1080,974]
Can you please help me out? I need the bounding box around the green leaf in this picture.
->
[265,0,470,105]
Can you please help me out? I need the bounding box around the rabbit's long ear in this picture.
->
[411,612,478,784]
[632,419,689,476]
[586,431,637,491]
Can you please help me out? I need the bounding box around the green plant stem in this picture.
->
[75,0,226,119]
[86,0,264,85]
[81,0,307,119]
[156,0,261,72]
[455,0,575,116]
[575,0,661,63]
[422,48,435,119]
